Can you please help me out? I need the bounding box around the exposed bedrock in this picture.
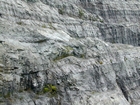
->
[0,0,140,105]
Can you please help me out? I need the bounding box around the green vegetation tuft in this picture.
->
[78,9,84,19]
[42,24,46,28]
[43,84,57,97]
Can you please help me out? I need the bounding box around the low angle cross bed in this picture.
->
[0,0,140,105]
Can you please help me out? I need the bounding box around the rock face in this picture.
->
[0,0,140,105]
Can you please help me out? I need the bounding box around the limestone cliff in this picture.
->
[0,0,140,105]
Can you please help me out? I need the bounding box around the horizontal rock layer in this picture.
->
[0,0,140,105]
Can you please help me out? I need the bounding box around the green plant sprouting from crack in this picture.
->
[43,84,57,97]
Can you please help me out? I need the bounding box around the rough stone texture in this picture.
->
[0,0,140,105]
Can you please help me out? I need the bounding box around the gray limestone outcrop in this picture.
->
[0,0,140,105]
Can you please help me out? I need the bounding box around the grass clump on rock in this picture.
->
[43,84,57,96]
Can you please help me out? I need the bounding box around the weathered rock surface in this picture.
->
[0,0,140,105]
